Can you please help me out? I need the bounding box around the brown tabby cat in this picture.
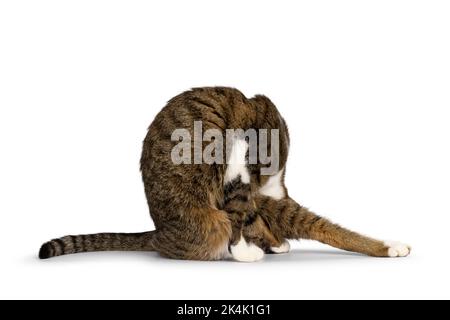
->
[39,87,411,262]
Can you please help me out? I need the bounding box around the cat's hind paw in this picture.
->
[385,241,411,257]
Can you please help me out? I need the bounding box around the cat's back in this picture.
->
[152,87,249,132]
[140,87,253,213]
[140,87,288,224]
[141,87,255,167]
[141,86,286,173]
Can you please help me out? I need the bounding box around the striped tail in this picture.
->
[39,231,157,259]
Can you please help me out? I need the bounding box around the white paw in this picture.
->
[270,240,291,254]
[385,241,411,257]
[231,237,265,262]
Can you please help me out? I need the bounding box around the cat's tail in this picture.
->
[38,231,158,259]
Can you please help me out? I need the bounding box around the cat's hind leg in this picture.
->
[153,207,232,261]
[256,195,411,258]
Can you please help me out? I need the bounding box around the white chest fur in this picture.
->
[259,170,285,200]
[224,138,250,184]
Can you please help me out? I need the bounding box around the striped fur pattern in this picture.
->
[39,232,156,258]
[39,87,410,261]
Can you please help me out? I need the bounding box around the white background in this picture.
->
[1,0,449,300]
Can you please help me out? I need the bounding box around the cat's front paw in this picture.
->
[231,237,265,262]
[270,240,291,254]
[385,241,411,257]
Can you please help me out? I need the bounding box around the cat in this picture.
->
[39,87,411,262]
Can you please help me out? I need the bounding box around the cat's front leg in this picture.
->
[223,138,265,262]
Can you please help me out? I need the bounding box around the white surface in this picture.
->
[1,1,449,300]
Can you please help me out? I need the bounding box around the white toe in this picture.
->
[385,241,411,258]
[231,237,265,262]
[270,240,291,254]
